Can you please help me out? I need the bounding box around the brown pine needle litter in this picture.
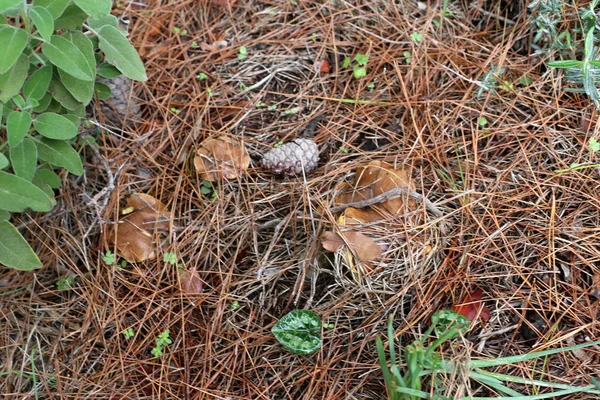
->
[2,0,600,399]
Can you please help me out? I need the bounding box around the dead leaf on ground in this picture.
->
[193,136,250,181]
[334,160,417,215]
[321,230,382,264]
[180,268,204,295]
[450,288,491,323]
[108,193,174,262]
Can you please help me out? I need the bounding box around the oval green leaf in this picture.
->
[0,153,8,169]
[10,138,37,181]
[94,81,111,99]
[0,26,27,74]
[0,54,29,103]
[32,92,53,113]
[431,309,471,339]
[23,65,53,101]
[88,14,121,32]
[30,6,54,42]
[0,209,9,221]
[57,32,96,104]
[7,111,32,147]
[72,0,111,16]
[0,221,43,270]
[49,78,79,110]
[34,112,78,140]
[33,0,70,19]
[0,0,21,13]
[272,310,322,355]
[98,25,147,81]
[54,4,87,30]
[36,137,83,176]
[98,63,122,78]
[42,35,95,81]
[35,168,61,188]
[0,170,54,212]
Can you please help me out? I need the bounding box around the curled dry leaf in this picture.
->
[334,160,417,214]
[180,268,204,295]
[450,288,491,323]
[321,230,382,264]
[108,193,174,262]
[193,136,250,181]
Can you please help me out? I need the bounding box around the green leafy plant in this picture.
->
[200,179,219,201]
[272,310,322,355]
[238,45,247,61]
[151,329,172,358]
[377,310,600,399]
[589,137,600,152]
[0,0,146,271]
[409,32,423,43]
[342,53,369,79]
[122,327,134,340]
[55,276,74,291]
[102,250,116,265]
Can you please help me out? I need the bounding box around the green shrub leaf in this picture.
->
[94,81,111,99]
[49,78,79,110]
[0,153,8,169]
[0,210,9,221]
[0,26,28,74]
[23,65,53,101]
[42,35,95,81]
[0,170,54,212]
[36,137,83,176]
[0,0,20,15]
[33,0,70,19]
[98,25,147,81]
[10,139,37,181]
[0,221,43,270]
[72,0,111,17]
[271,310,322,355]
[30,6,54,42]
[98,63,122,78]
[57,32,96,104]
[88,14,122,32]
[35,168,61,188]
[34,112,78,140]
[32,174,56,204]
[32,92,53,113]
[7,111,32,147]
[0,54,29,103]
[54,4,87,30]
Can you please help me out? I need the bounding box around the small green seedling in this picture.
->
[200,180,219,201]
[589,137,600,152]
[283,108,299,115]
[173,27,188,36]
[196,72,208,80]
[238,46,247,61]
[273,141,284,148]
[267,104,278,111]
[403,51,412,64]
[272,310,322,355]
[231,301,240,310]
[255,102,267,108]
[56,277,75,291]
[339,146,349,153]
[343,53,369,79]
[410,32,423,43]
[170,107,180,114]
[163,252,178,265]
[151,329,172,358]
[478,116,488,128]
[102,250,117,265]
[122,328,134,340]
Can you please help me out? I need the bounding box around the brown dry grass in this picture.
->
[2,0,600,399]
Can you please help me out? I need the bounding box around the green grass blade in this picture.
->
[472,369,600,394]
[469,339,600,368]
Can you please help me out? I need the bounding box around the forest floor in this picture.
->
[2,0,600,399]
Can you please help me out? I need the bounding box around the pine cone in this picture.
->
[98,75,141,125]
[261,138,320,175]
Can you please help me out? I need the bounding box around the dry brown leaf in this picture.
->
[334,160,417,214]
[180,268,204,295]
[108,194,174,262]
[193,136,250,181]
[321,231,382,263]
[343,207,387,225]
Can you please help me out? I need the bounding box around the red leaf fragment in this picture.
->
[450,288,491,322]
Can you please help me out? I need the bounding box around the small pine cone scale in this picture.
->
[261,138,320,176]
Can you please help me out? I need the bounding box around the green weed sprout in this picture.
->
[151,329,172,358]
[377,310,600,399]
